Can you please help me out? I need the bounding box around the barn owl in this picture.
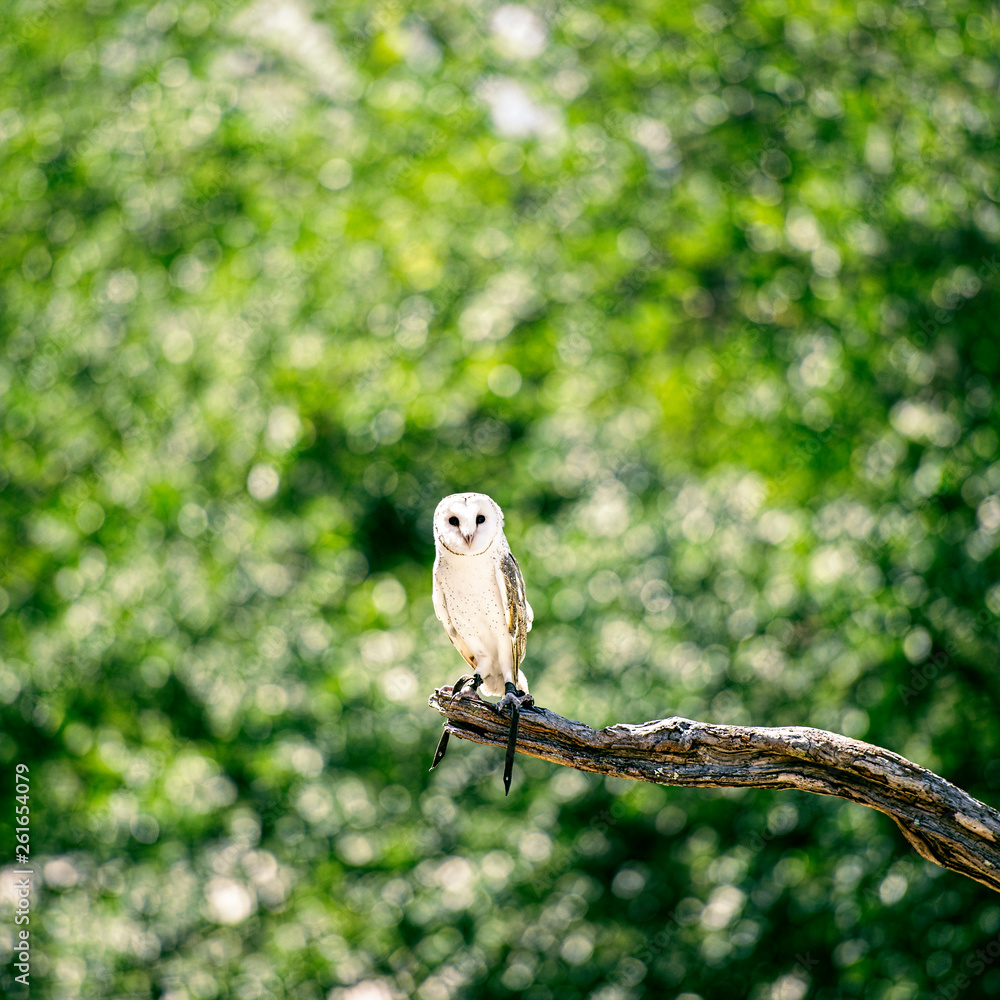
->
[429,492,534,794]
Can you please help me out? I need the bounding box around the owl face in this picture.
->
[434,492,503,556]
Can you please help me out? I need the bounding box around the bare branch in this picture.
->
[429,688,1000,894]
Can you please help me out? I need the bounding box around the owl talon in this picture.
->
[497,689,530,714]
[450,673,484,698]
[449,674,472,696]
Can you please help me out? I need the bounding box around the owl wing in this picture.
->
[496,549,531,680]
[432,568,478,671]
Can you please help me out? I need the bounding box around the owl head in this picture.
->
[433,492,503,556]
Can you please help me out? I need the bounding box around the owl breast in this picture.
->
[437,554,506,639]
[435,550,511,692]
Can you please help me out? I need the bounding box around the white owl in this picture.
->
[429,492,534,793]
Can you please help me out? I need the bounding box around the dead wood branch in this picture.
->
[429,688,1000,893]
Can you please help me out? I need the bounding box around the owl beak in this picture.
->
[463,532,474,546]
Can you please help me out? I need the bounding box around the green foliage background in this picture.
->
[2,0,1000,997]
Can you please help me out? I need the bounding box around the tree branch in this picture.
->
[429,687,1000,894]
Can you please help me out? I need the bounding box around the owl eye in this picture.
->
[448,516,460,527]
[476,514,486,524]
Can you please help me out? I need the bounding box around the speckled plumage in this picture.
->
[431,492,533,697]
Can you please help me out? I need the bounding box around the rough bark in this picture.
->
[428,687,1000,894]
